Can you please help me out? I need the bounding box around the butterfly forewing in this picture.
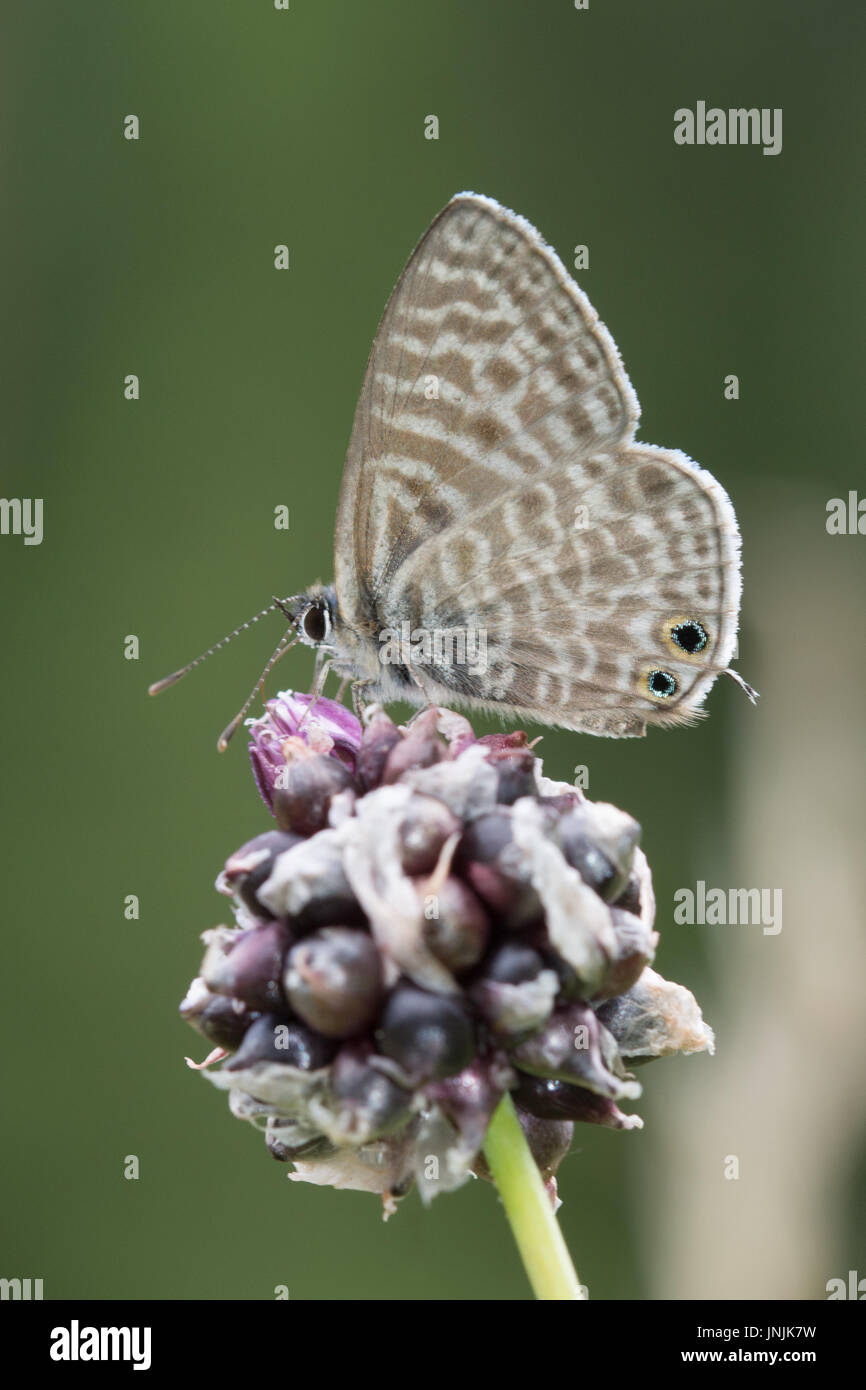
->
[335,196,637,617]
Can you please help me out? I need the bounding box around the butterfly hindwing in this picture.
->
[379,446,740,734]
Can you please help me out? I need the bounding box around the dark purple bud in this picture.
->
[491,752,537,804]
[396,795,461,875]
[513,1072,642,1130]
[179,978,257,1050]
[477,877,541,931]
[478,733,537,804]
[356,709,403,792]
[555,822,613,900]
[382,708,446,784]
[471,943,558,1038]
[612,871,642,916]
[458,809,542,930]
[473,1100,573,1185]
[459,807,512,862]
[513,1072,592,1120]
[541,948,585,1001]
[377,982,475,1082]
[270,747,356,836]
[328,1042,414,1141]
[284,927,384,1038]
[558,830,620,900]
[512,1109,574,1181]
[225,1013,336,1071]
[255,832,366,933]
[201,921,291,1011]
[462,862,541,930]
[220,830,304,918]
[419,876,490,973]
[427,1057,509,1157]
[556,805,640,903]
[483,941,546,984]
[610,849,655,920]
[509,1002,639,1100]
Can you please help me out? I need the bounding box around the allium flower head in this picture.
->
[181,693,714,1215]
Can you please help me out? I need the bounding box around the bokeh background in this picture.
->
[2,0,864,1300]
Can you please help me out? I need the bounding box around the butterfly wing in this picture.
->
[381,443,742,735]
[334,193,742,735]
[334,192,638,629]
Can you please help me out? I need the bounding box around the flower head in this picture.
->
[181,693,713,1214]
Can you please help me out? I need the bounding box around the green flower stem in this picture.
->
[483,1093,585,1301]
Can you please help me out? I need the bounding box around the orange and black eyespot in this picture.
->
[669,618,709,655]
[646,669,678,700]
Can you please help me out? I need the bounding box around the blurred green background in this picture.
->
[2,1,864,1300]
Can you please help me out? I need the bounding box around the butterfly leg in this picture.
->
[402,666,441,723]
[350,679,380,722]
[312,647,331,690]
[296,658,334,730]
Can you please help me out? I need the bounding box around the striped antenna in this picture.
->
[148,598,303,696]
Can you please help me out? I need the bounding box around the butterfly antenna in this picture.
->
[148,599,302,696]
[216,630,301,752]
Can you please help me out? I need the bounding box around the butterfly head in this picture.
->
[149,584,343,750]
[275,584,338,650]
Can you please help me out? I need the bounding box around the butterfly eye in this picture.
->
[647,669,677,699]
[301,603,329,643]
[669,619,709,655]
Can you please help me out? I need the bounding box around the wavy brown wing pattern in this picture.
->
[333,194,742,735]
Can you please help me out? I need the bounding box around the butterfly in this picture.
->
[151,193,755,744]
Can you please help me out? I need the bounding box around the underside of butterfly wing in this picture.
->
[334,194,639,620]
[332,193,744,735]
[378,445,742,736]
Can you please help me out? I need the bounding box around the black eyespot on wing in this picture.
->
[670,620,708,655]
[302,603,327,643]
[648,669,677,699]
